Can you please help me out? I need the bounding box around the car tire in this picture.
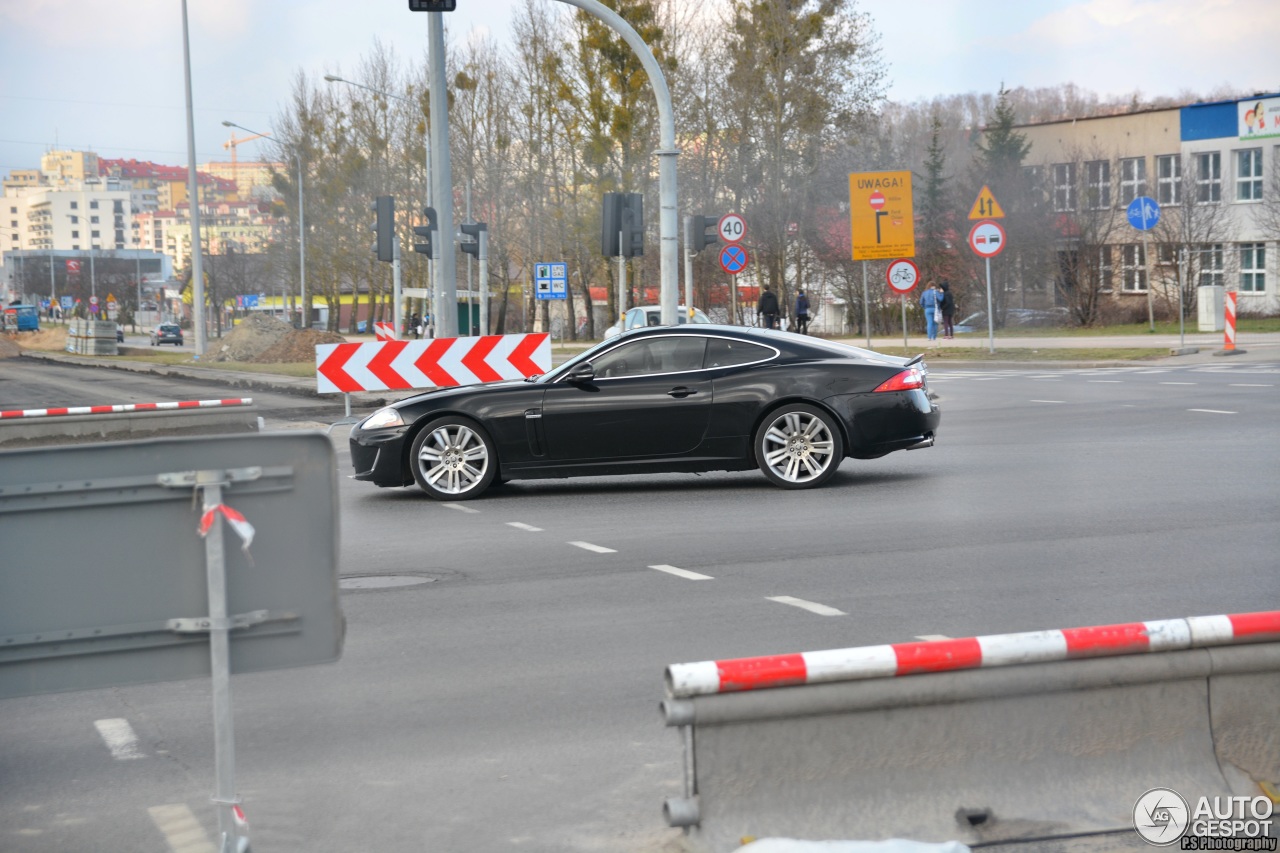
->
[753,403,844,490]
[409,416,498,501]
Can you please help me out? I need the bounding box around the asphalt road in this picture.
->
[1,356,1278,851]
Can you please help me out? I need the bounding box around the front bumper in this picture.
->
[349,425,412,486]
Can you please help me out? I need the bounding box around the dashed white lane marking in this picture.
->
[568,541,617,554]
[94,718,144,760]
[1188,409,1237,415]
[766,596,846,616]
[1230,383,1273,387]
[915,634,953,642]
[148,803,217,853]
[1030,399,1066,404]
[507,522,543,532]
[650,564,714,580]
[442,503,480,514]
[1160,382,1196,386]
[1088,380,1122,383]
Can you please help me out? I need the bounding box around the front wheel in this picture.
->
[754,404,844,489]
[409,416,498,500]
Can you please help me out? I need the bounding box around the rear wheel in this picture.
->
[409,416,497,501]
[754,404,843,489]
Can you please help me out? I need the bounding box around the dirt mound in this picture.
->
[12,326,68,353]
[209,314,345,364]
[0,336,21,358]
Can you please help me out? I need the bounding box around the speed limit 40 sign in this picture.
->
[717,213,746,244]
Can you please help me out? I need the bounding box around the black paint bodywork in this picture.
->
[348,326,940,488]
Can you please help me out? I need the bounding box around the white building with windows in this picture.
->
[1016,92,1278,316]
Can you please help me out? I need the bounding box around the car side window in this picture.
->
[705,338,771,368]
[592,338,707,379]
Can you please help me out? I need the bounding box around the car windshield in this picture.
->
[536,337,621,383]
[160,325,179,333]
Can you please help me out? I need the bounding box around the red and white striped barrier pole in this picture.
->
[1216,290,1243,356]
[0,398,253,419]
[373,321,397,342]
[666,610,1280,698]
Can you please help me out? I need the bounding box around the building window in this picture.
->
[91,230,100,238]
[1053,163,1076,211]
[1198,244,1224,287]
[1119,158,1146,205]
[1157,243,1178,265]
[1085,160,1111,209]
[1099,247,1113,292]
[1120,244,1146,292]
[1240,243,1266,292]
[1157,155,1182,205]
[71,230,79,239]
[113,201,124,213]
[1236,149,1262,201]
[1195,152,1221,203]
[90,215,99,224]
[69,215,78,224]
[90,200,99,209]
[9,221,16,228]
[70,201,79,210]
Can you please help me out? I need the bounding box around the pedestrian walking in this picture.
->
[938,280,955,339]
[794,288,811,335]
[920,281,942,342]
[410,312,422,339]
[757,285,780,330]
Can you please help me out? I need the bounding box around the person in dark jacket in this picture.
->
[794,289,810,335]
[757,285,780,329]
[938,280,956,339]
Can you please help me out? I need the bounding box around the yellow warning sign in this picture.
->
[849,170,915,261]
[968,185,1005,220]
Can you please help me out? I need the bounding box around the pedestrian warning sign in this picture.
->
[969,185,1005,220]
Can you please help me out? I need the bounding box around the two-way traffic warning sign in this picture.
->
[968,185,1005,220]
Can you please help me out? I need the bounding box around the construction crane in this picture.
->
[222,129,271,198]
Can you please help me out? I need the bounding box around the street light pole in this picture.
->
[181,0,207,358]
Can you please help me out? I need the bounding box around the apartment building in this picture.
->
[1015,92,1279,315]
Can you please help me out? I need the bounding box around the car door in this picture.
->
[540,335,712,461]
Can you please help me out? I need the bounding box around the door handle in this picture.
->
[667,387,697,398]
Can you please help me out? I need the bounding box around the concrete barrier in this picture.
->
[661,612,1280,852]
[0,398,258,446]
[65,318,118,355]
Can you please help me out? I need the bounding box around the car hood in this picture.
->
[391,378,532,409]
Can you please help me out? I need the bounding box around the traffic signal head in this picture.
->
[685,215,719,255]
[621,193,644,258]
[413,207,438,258]
[459,221,486,259]
[407,0,456,11]
[601,193,622,258]
[372,196,394,263]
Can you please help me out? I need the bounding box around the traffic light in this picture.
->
[407,0,457,11]
[621,193,643,258]
[413,207,438,258]
[373,196,394,263]
[601,192,644,258]
[685,215,719,255]
[459,221,487,258]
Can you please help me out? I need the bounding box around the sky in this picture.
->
[0,0,1277,177]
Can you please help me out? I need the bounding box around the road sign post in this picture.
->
[968,220,1007,354]
[1127,196,1161,333]
[886,259,920,349]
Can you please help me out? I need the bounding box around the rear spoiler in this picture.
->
[905,354,924,367]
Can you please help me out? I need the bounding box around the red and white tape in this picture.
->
[1,398,253,419]
[666,611,1280,698]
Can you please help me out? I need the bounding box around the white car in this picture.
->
[603,305,712,338]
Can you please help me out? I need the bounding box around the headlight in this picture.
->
[361,406,405,430]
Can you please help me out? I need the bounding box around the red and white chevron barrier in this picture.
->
[1,398,254,419]
[374,321,397,342]
[315,333,551,394]
[666,610,1280,698]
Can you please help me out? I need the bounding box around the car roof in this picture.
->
[613,324,910,365]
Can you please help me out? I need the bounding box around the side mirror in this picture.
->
[566,362,595,383]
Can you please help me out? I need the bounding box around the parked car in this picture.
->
[348,325,940,500]
[603,305,711,338]
[953,308,1069,334]
[150,323,184,346]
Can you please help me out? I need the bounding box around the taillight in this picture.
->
[873,367,924,393]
